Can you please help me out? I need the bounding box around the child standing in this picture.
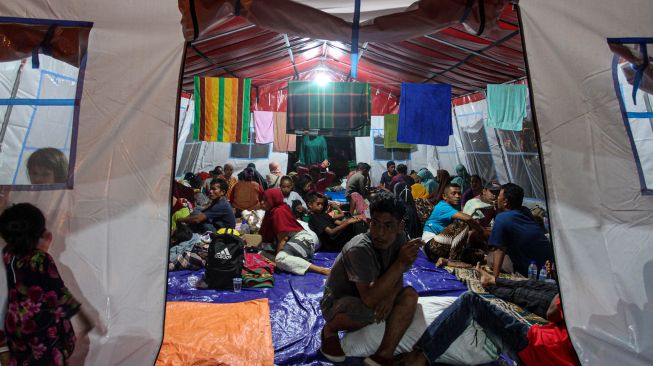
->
[0,203,80,365]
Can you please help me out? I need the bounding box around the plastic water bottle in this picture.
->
[538,267,548,281]
[188,274,199,287]
[240,219,250,234]
[528,261,538,280]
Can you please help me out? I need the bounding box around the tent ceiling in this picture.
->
[181,4,525,99]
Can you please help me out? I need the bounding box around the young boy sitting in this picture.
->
[307,192,364,252]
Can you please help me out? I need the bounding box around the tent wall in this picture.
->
[521,1,653,364]
[0,1,183,365]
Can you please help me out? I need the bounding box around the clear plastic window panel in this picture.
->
[372,129,410,161]
[459,126,497,182]
[613,45,653,190]
[250,143,270,159]
[230,143,250,158]
[466,153,497,182]
[229,128,270,159]
[0,55,79,185]
[505,154,545,199]
[497,111,545,199]
[497,118,539,154]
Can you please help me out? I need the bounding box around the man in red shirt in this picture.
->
[398,292,580,366]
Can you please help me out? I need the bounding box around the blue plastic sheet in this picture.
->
[323,190,347,203]
[167,251,470,365]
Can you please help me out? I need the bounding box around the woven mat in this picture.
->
[445,266,549,326]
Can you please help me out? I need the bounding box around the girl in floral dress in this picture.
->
[0,203,80,366]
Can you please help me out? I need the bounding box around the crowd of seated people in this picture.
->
[168,159,574,365]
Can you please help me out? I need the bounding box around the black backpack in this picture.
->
[205,228,245,290]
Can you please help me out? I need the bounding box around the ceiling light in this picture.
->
[314,72,331,86]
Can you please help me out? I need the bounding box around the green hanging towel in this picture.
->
[486,84,527,131]
[384,114,414,149]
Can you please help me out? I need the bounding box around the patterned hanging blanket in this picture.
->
[194,76,251,142]
[287,81,371,137]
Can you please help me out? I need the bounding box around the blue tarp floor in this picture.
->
[167,250,513,365]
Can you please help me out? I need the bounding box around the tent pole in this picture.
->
[0,59,25,153]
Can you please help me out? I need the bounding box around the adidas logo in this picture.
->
[215,248,232,260]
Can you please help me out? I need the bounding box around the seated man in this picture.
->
[320,191,421,365]
[422,183,485,265]
[462,181,500,247]
[422,183,482,241]
[463,181,500,228]
[378,160,396,191]
[490,183,554,277]
[389,163,412,192]
[399,291,580,366]
[346,162,372,216]
[176,178,236,233]
[307,192,364,252]
[345,162,371,199]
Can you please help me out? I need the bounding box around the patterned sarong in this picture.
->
[424,220,469,261]
[193,76,251,142]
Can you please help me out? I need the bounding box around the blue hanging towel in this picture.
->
[486,84,528,131]
[397,83,453,146]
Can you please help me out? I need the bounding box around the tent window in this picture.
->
[175,96,200,177]
[229,126,271,160]
[497,118,545,199]
[0,18,92,189]
[459,126,497,182]
[372,129,410,162]
[434,134,462,172]
[610,39,653,193]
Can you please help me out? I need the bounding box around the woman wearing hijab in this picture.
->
[267,161,283,189]
[410,174,430,200]
[230,167,264,211]
[451,164,471,194]
[247,162,268,190]
[417,168,438,195]
[260,189,330,275]
[413,169,437,225]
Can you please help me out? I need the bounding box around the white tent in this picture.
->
[0,0,651,365]
[521,1,653,364]
[0,1,183,364]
